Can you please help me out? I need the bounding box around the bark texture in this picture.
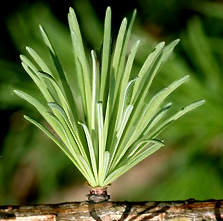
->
[0,199,223,220]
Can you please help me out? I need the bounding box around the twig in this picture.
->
[0,199,223,220]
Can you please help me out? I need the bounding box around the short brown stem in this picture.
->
[87,186,110,203]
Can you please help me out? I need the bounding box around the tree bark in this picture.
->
[0,199,223,220]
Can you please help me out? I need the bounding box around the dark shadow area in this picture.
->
[215,201,223,221]
[88,202,102,221]
[128,202,169,221]
[118,201,133,221]
[0,213,16,219]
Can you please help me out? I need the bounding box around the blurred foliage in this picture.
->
[1,0,223,204]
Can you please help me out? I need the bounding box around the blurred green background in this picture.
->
[1,0,223,205]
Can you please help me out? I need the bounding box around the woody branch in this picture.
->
[0,199,223,220]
